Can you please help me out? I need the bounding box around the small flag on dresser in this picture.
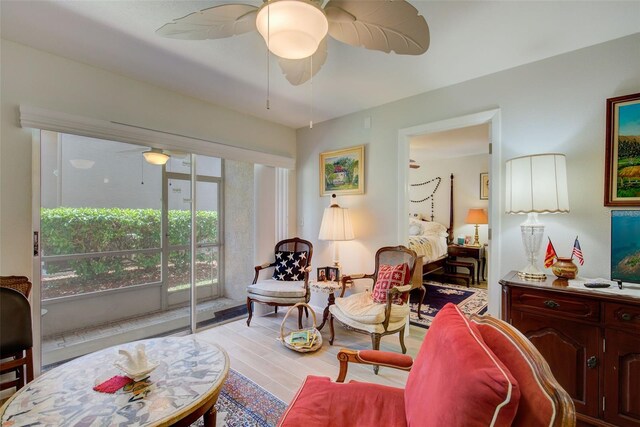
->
[544,238,557,268]
[572,236,584,265]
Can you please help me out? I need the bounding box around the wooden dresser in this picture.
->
[500,271,640,427]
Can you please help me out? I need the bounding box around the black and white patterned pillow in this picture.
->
[272,251,308,281]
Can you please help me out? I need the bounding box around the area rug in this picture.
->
[193,369,287,426]
[410,281,488,329]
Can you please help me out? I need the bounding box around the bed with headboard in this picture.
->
[408,173,454,276]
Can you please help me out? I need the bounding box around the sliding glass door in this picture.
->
[39,131,223,366]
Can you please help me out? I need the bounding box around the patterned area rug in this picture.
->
[410,281,488,329]
[193,369,287,426]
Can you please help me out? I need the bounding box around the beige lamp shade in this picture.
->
[505,153,570,281]
[505,153,569,214]
[256,0,328,60]
[318,206,354,241]
[465,208,488,225]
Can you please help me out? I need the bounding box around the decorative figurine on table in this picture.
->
[114,343,158,382]
[545,236,584,279]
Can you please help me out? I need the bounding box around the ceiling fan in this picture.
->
[118,147,188,165]
[157,0,430,85]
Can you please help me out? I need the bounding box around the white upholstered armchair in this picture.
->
[246,237,313,329]
[329,245,418,373]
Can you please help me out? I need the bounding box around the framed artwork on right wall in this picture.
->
[604,92,640,206]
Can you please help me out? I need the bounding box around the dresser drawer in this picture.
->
[511,288,600,321]
[605,302,640,333]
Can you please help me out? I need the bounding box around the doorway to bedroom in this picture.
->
[397,109,501,316]
[409,123,490,289]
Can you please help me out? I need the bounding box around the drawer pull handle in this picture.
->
[544,300,560,309]
[621,313,632,321]
[586,356,598,369]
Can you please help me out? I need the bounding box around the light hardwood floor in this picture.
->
[195,311,428,403]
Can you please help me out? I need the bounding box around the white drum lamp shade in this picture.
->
[318,195,354,269]
[256,0,328,59]
[505,153,569,214]
[505,153,569,280]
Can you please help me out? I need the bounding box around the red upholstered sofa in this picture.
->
[278,303,575,427]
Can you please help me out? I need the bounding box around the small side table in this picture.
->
[310,279,353,330]
[447,244,486,283]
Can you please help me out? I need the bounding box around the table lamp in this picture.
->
[505,153,569,280]
[318,194,354,270]
[465,208,488,247]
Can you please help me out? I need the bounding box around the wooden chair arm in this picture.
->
[382,285,412,330]
[336,348,413,382]
[338,273,373,298]
[253,262,276,284]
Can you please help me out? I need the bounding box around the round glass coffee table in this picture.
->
[0,336,229,427]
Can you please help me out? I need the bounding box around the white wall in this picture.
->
[410,153,489,244]
[296,33,640,314]
[0,39,296,276]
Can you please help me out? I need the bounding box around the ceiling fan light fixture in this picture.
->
[143,149,169,165]
[256,0,328,60]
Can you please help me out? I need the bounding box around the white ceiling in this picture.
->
[410,123,489,159]
[1,1,639,129]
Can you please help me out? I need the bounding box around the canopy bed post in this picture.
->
[449,173,454,244]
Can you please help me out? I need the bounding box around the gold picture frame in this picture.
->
[480,172,489,200]
[604,92,640,206]
[319,145,364,196]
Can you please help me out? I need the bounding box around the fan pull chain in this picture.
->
[309,55,313,129]
[266,2,270,110]
[140,156,144,185]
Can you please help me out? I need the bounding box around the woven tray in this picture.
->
[279,303,323,353]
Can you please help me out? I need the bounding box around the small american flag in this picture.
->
[572,237,584,265]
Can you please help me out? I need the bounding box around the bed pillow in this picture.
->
[372,263,410,304]
[408,221,423,236]
[272,251,308,281]
[420,221,448,236]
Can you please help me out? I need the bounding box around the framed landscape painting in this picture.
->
[604,92,640,206]
[320,145,364,196]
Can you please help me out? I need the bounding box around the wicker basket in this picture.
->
[279,303,323,353]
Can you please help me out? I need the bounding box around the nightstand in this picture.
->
[447,244,486,284]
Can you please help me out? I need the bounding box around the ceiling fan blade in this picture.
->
[156,4,258,40]
[277,37,328,86]
[324,0,429,55]
[164,150,188,159]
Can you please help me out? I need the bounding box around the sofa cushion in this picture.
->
[272,251,309,281]
[474,320,557,427]
[278,375,406,427]
[405,303,520,427]
[334,291,409,325]
[248,279,306,298]
[372,263,410,304]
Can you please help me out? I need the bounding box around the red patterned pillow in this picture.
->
[372,263,410,304]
